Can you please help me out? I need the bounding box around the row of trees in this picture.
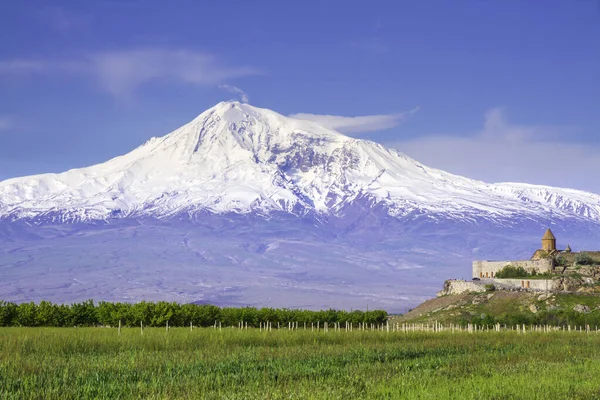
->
[0,300,388,328]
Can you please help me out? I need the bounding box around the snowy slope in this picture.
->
[1,101,600,223]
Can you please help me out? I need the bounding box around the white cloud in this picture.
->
[218,84,249,103]
[290,107,419,135]
[0,48,257,99]
[389,107,600,193]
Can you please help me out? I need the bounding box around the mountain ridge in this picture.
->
[1,101,599,225]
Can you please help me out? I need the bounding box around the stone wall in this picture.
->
[493,278,555,292]
[438,276,585,296]
[472,259,553,279]
[437,279,487,296]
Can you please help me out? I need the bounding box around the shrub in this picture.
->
[484,284,495,292]
[495,265,530,279]
[575,252,595,266]
[554,255,568,267]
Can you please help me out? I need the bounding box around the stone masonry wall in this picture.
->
[472,259,553,279]
[492,278,555,292]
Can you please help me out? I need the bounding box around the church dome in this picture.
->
[542,229,556,240]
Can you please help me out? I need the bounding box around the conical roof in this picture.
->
[542,228,556,240]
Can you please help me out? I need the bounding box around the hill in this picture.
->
[394,290,600,327]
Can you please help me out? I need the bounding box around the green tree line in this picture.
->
[0,300,388,327]
[495,265,534,278]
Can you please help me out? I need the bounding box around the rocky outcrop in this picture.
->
[437,280,486,296]
[573,304,591,313]
[569,266,600,280]
[553,276,590,291]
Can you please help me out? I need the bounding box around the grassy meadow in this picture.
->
[2,328,600,399]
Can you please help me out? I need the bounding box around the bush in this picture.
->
[484,284,495,292]
[554,255,568,267]
[495,265,530,279]
[575,252,595,266]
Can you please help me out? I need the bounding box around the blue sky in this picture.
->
[1,1,599,192]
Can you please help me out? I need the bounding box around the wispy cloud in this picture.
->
[0,48,257,99]
[290,107,419,135]
[89,49,256,99]
[389,107,600,193]
[218,84,249,103]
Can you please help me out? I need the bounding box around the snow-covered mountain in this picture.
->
[1,101,599,223]
[1,101,600,311]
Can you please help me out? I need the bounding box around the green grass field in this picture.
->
[2,328,600,399]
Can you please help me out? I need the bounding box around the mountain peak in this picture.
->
[211,100,252,113]
[202,100,277,120]
[191,100,255,123]
[186,101,348,149]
